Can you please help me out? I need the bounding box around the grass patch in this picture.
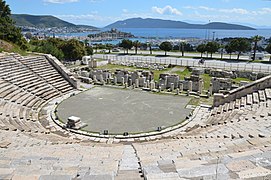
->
[201,74,212,91]
[188,97,200,106]
[188,96,214,106]
[99,64,139,71]
[174,68,192,80]
[232,77,252,84]
[0,40,27,56]
[252,60,271,64]
[153,69,170,81]
[200,97,214,106]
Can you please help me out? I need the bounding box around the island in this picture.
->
[88,28,135,41]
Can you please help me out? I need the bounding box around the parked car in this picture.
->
[249,52,264,60]
[112,48,120,52]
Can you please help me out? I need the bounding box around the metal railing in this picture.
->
[100,54,271,73]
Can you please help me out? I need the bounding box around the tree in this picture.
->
[225,44,234,59]
[34,42,64,60]
[0,0,26,49]
[148,42,152,55]
[119,39,133,54]
[251,35,263,60]
[219,44,225,59]
[184,43,194,52]
[47,37,64,48]
[159,41,172,56]
[180,42,185,56]
[60,39,85,61]
[266,43,271,61]
[105,43,113,53]
[83,39,89,47]
[85,46,93,56]
[228,38,250,60]
[0,0,11,18]
[25,32,32,40]
[92,43,98,53]
[196,44,206,58]
[140,43,148,50]
[133,40,141,55]
[205,41,220,58]
[236,38,251,60]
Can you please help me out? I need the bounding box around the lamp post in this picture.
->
[207,20,211,42]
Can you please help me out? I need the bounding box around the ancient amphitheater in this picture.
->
[0,53,271,180]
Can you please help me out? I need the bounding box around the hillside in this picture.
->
[0,40,27,55]
[105,18,255,30]
[11,14,98,29]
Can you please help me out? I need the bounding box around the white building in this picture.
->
[82,56,92,65]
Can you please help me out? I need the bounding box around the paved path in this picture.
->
[94,54,271,73]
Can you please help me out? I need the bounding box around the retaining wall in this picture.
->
[44,54,79,89]
[213,74,271,107]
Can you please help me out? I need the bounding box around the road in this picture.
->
[93,54,271,73]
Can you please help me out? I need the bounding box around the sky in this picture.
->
[5,0,271,28]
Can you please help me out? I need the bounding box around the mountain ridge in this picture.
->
[105,18,255,30]
[11,14,98,29]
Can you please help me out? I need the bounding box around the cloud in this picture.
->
[185,6,248,14]
[219,8,249,14]
[184,6,214,11]
[43,0,79,4]
[122,9,128,13]
[89,0,104,3]
[198,6,215,11]
[152,5,182,15]
[259,7,271,14]
[56,13,117,23]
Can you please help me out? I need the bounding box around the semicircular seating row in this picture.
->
[0,54,75,133]
[0,53,271,179]
[133,89,271,179]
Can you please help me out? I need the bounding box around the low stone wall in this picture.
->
[44,54,79,89]
[213,74,271,107]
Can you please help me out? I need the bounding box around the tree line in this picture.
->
[0,0,27,50]
[0,0,93,61]
[116,37,271,61]
[29,37,93,61]
[26,37,271,61]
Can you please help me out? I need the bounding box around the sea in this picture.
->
[55,28,271,44]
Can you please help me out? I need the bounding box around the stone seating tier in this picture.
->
[0,53,271,179]
[0,54,76,134]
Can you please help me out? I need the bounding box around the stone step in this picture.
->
[235,99,240,109]
[223,103,229,112]
[229,101,234,111]
[211,107,218,116]
[217,105,223,114]
[247,94,253,105]
[240,96,246,107]
[265,88,271,99]
[252,92,259,104]
[115,170,143,180]
[119,145,141,171]
[258,90,266,102]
